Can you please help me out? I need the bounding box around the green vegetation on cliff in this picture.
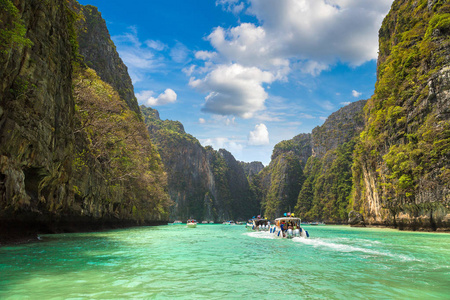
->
[0,0,171,230]
[0,0,33,55]
[353,0,450,228]
[72,67,170,221]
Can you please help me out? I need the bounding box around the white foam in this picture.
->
[292,237,417,261]
[244,231,275,239]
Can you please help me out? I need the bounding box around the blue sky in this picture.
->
[78,0,394,166]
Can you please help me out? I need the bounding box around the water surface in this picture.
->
[0,224,449,299]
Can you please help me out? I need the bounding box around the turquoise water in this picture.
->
[0,224,449,299]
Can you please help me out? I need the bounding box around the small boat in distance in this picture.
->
[209,221,214,224]
[270,213,309,239]
[172,220,182,225]
[186,219,197,228]
[222,220,235,225]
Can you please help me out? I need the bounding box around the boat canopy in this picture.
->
[275,217,301,226]
[253,219,269,226]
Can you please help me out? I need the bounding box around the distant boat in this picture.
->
[201,221,208,224]
[172,220,182,225]
[246,218,270,231]
[222,220,235,225]
[209,221,214,224]
[187,219,197,228]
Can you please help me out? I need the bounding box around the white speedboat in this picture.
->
[186,219,197,228]
[246,218,270,231]
[172,220,182,225]
[270,216,309,238]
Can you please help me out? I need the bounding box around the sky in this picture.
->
[78,0,394,166]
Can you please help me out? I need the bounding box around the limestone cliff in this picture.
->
[75,4,140,115]
[353,0,450,230]
[0,0,170,240]
[256,101,366,221]
[257,133,311,219]
[141,106,259,221]
[239,161,264,178]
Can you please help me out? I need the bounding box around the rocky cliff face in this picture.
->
[0,0,75,220]
[258,101,366,221]
[0,0,170,240]
[239,161,264,177]
[141,106,259,221]
[257,133,311,219]
[75,4,140,115]
[353,0,450,230]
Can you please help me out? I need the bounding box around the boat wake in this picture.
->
[244,231,275,239]
[292,237,418,261]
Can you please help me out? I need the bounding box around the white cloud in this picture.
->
[195,51,218,61]
[318,100,335,111]
[170,42,190,63]
[216,0,245,14]
[248,123,270,146]
[201,137,244,152]
[112,28,166,83]
[189,64,275,118]
[340,101,351,106]
[203,0,392,75]
[182,65,196,76]
[199,118,206,124]
[246,0,393,66]
[137,89,177,106]
[352,90,362,97]
[145,40,166,51]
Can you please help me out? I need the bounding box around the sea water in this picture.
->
[0,224,449,299]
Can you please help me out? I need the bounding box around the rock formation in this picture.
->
[0,0,170,241]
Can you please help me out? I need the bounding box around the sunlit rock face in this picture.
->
[352,0,450,230]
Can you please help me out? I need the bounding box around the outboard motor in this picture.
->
[287,228,293,238]
[300,229,309,238]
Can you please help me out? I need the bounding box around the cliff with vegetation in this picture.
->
[256,133,311,219]
[352,0,450,230]
[257,101,366,221]
[141,106,259,221]
[0,0,170,240]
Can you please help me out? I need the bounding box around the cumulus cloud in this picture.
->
[189,64,275,118]
[245,0,392,66]
[340,101,351,106]
[248,123,270,146]
[190,0,392,120]
[136,89,177,106]
[352,90,362,97]
[199,118,206,124]
[203,0,392,74]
